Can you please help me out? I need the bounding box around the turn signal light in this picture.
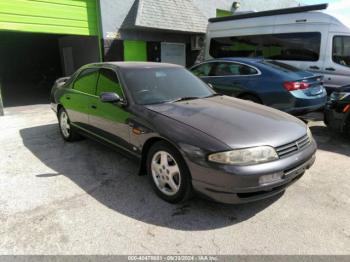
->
[343,104,350,113]
[284,81,310,91]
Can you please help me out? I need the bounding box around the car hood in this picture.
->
[146,96,307,149]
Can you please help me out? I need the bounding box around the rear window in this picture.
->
[260,60,301,73]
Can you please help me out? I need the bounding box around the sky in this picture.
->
[303,0,350,26]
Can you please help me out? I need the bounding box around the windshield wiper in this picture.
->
[167,96,200,103]
[204,93,222,98]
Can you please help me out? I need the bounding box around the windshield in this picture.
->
[121,67,214,105]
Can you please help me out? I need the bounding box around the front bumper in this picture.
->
[188,140,317,204]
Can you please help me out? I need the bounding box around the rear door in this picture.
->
[89,68,132,152]
[61,68,99,129]
[206,62,259,97]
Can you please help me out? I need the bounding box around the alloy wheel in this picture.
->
[60,111,70,138]
[151,151,181,196]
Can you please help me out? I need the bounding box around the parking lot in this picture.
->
[0,104,349,254]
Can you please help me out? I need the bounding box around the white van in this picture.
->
[205,4,350,93]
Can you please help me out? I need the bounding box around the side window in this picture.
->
[73,68,99,95]
[238,64,258,75]
[212,62,257,76]
[210,32,321,61]
[333,36,350,68]
[212,63,237,76]
[96,68,124,98]
[191,63,213,77]
[267,32,321,61]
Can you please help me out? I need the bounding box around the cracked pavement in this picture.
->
[0,105,349,254]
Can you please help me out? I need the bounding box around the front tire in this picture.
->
[146,141,192,203]
[58,108,81,142]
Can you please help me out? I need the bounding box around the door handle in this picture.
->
[91,105,97,109]
[325,67,336,71]
[65,95,71,100]
[309,66,319,70]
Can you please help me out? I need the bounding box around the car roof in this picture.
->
[209,57,264,64]
[86,62,183,69]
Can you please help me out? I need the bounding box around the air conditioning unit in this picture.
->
[191,35,205,50]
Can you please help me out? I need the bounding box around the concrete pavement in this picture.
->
[0,105,349,254]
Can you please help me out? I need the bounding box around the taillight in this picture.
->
[300,82,310,89]
[283,81,310,91]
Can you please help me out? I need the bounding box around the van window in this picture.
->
[210,32,321,61]
[333,36,350,68]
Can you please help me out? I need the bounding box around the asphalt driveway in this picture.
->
[0,105,349,254]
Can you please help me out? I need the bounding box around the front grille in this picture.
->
[276,134,311,158]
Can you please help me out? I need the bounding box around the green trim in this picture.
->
[124,40,147,61]
[216,9,232,18]
[0,0,98,36]
[95,0,103,61]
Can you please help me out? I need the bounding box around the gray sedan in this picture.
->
[50,62,316,204]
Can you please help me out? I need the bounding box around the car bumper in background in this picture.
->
[286,103,325,115]
[324,104,349,133]
[286,87,327,115]
[188,140,317,204]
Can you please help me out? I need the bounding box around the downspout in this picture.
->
[95,0,104,62]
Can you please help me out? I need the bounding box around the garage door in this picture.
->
[0,0,99,36]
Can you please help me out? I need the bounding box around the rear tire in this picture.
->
[58,108,81,142]
[240,94,262,104]
[146,141,192,204]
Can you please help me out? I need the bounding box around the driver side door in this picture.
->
[89,68,133,153]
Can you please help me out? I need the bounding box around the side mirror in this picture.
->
[100,92,122,103]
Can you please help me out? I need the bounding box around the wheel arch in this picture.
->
[139,136,186,176]
[56,103,64,116]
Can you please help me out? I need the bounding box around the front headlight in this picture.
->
[330,92,350,101]
[208,146,278,165]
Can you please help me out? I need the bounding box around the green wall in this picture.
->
[216,9,232,17]
[0,0,98,36]
[124,40,147,61]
